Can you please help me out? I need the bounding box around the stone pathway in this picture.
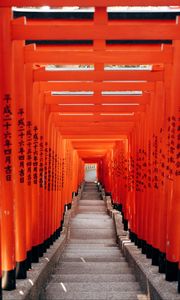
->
[44,182,148,299]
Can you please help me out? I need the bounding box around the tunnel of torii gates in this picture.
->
[0,0,180,297]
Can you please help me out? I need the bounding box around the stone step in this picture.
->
[84,183,97,186]
[83,189,98,191]
[82,191,99,193]
[78,198,102,203]
[81,193,100,195]
[81,196,101,198]
[78,206,106,211]
[83,188,97,190]
[83,190,99,193]
[83,186,99,193]
[50,273,137,283]
[55,262,131,274]
[81,196,101,199]
[66,244,118,250]
[65,250,120,255]
[68,239,116,244]
[73,214,111,219]
[82,190,99,193]
[64,249,121,254]
[81,197,102,200]
[61,257,125,263]
[81,194,101,197]
[65,247,120,252]
[77,210,107,214]
[70,220,114,229]
[83,186,97,188]
[46,282,141,292]
[70,228,116,239]
[62,251,123,257]
[84,181,96,183]
[81,195,102,200]
[61,254,125,262]
[78,200,105,206]
[70,226,114,230]
[45,289,146,300]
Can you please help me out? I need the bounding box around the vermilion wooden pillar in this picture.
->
[53,129,58,238]
[24,62,33,269]
[51,125,57,241]
[165,40,180,284]
[42,102,51,248]
[135,111,147,249]
[158,63,172,274]
[151,81,165,266]
[47,113,55,244]
[55,132,62,236]
[0,8,16,290]
[13,40,27,279]
[30,81,40,261]
[38,90,46,251]
[127,129,136,243]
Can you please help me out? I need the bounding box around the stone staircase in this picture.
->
[44,182,148,300]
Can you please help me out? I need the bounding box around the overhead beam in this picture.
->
[45,94,150,105]
[76,148,112,152]
[35,44,166,51]
[73,146,114,150]
[72,140,115,145]
[71,139,124,142]
[50,104,145,113]
[60,134,128,139]
[77,151,108,156]
[12,18,180,40]
[53,115,137,122]
[77,149,109,151]
[25,48,172,64]
[41,81,154,91]
[80,157,105,160]
[58,126,132,132]
[84,158,102,163]
[59,127,132,131]
[55,122,134,127]
[73,142,114,146]
[34,69,164,82]
[77,149,108,152]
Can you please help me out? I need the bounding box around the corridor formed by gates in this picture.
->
[0,1,180,300]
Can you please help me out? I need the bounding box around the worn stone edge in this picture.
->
[3,184,83,300]
[106,197,179,300]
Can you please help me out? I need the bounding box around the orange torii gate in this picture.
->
[21,39,170,161]
[26,69,153,138]
[0,2,180,298]
[23,42,159,140]
[38,78,151,138]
